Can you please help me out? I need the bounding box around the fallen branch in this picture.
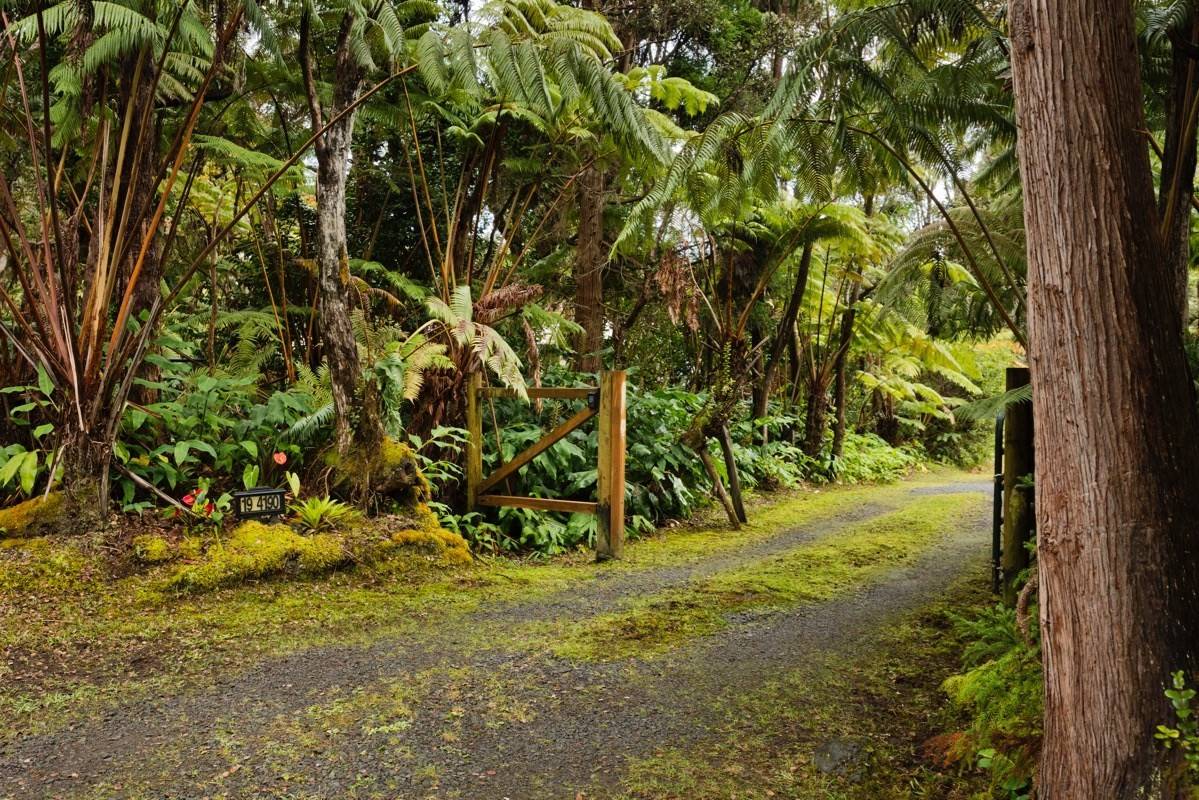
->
[113,463,197,517]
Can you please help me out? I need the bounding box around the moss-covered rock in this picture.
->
[350,524,473,568]
[163,522,346,594]
[131,534,176,564]
[326,437,430,507]
[161,513,472,595]
[0,492,66,538]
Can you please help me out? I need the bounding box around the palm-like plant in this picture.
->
[426,285,528,397]
[0,1,261,518]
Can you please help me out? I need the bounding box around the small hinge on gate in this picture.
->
[587,389,600,412]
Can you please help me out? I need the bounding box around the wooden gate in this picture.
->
[465,371,627,560]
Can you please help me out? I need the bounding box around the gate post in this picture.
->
[466,371,482,511]
[1001,366,1034,606]
[596,370,627,561]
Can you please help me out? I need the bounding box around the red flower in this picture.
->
[272,451,287,465]
[204,502,215,515]
[182,492,196,507]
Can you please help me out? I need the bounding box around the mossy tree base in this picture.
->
[326,436,430,511]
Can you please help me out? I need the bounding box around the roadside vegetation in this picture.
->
[1,0,1197,796]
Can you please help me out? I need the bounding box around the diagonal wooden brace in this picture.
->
[477,404,596,496]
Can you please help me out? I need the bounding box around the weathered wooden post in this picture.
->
[991,412,1005,594]
[596,370,627,560]
[466,371,483,511]
[1001,366,1034,605]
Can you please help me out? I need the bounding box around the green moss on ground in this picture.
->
[160,513,472,594]
[620,471,971,569]
[549,491,984,661]
[131,534,176,564]
[0,535,96,593]
[0,492,65,538]
[0,472,980,746]
[612,577,994,800]
[162,522,347,594]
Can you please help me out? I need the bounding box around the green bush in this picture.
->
[115,353,317,510]
[830,432,922,483]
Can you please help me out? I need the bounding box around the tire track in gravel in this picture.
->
[0,477,990,799]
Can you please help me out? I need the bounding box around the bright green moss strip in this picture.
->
[550,491,983,661]
[162,522,347,594]
[619,470,972,569]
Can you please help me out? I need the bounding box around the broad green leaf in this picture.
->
[19,451,39,494]
[0,451,24,485]
[36,365,53,397]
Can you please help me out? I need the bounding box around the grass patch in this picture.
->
[549,491,984,661]
[612,576,995,800]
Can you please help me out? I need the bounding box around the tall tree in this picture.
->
[1009,0,1199,795]
[299,1,417,453]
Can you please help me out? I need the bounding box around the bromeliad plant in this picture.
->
[289,496,362,534]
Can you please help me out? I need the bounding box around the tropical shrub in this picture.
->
[114,353,317,509]
[1155,671,1199,779]
[830,432,923,484]
[0,368,60,498]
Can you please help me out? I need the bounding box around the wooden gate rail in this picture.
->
[466,371,626,560]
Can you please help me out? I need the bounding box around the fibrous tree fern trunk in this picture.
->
[753,241,814,428]
[574,165,605,372]
[830,285,861,460]
[1010,0,1199,795]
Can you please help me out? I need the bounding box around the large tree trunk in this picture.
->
[829,283,861,460]
[829,355,849,458]
[57,412,111,532]
[574,165,605,372]
[1010,2,1199,796]
[314,117,363,454]
[303,13,378,454]
[800,379,829,459]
